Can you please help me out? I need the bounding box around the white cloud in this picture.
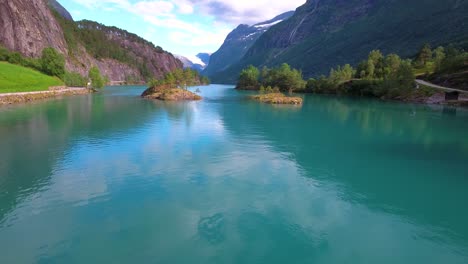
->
[69,0,305,56]
[132,1,175,17]
[191,0,306,25]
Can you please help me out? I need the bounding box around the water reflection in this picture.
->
[0,85,467,263]
[198,213,226,244]
[219,92,468,246]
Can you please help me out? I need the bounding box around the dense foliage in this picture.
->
[1,45,90,88]
[426,45,468,90]
[88,67,105,89]
[237,63,305,91]
[238,42,468,98]
[236,48,436,98]
[63,72,87,87]
[40,47,65,77]
[148,68,210,89]
[52,10,165,80]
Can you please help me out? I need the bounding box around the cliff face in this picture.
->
[0,0,182,82]
[212,0,468,83]
[107,33,182,78]
[0,0,68,57]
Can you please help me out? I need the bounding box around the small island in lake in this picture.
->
[250,93,302,105]
[142,85,202,101]
[141,68,209,101]
[248,86,302,105]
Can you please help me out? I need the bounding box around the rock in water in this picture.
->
[142,85,202,101]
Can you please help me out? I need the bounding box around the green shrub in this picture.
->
[63,72,87,87]
[0,46,9,61]
[88,66,104,89]
[40,47,65,77]
[8,52,23,65]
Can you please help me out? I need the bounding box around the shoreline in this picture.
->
[0,86,93,105]
[289,90,468,107]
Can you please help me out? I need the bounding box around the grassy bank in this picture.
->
[0,62,63,93]
[250,93,303,105]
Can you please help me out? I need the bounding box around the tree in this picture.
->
[330,64,355,84]
[40,47,65,77]
[164,72,176,86]
[433,46,446,71]
[416,43,432,67]
[259,63,305,92]
[88,66,104,88]
[366,60,375,79]
[368,50,384,78]
[237,65,259,89]
[383,54,401,78]
[393,59,415,89]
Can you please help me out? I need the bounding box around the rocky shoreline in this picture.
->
[0,86,92,105]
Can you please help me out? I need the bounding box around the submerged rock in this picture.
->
[142,85,202,101]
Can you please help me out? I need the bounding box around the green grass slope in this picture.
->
[0,62,63,93]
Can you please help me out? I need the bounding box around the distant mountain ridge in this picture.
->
[202,11,294,77]
[176,53,211,72]
[211,0,468,83]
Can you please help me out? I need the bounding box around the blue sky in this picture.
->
[58,0,305,61]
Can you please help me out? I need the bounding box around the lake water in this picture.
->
[1,85,468,263]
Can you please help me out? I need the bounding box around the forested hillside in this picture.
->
[212,0,468,83]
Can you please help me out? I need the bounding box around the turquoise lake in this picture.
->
[1,85,468,263]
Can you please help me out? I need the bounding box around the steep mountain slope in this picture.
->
[47,0,72,21]
[203,11,294,77]
[213,0,468,83]
[0,0,68,57]
[0,0,182,82]
[196,53,211,66]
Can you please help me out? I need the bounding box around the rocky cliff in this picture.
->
[212,0,468,83]
[203,11,294,77]
[0,0,182,82]
[0,0,68,57]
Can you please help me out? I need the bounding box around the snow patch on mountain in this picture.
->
[254,19,284,28]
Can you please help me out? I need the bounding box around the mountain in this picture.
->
[176,53,211,72]
[47,0,73,21]
[196,53,211,65]
[176,54,206,72]
[212,0,468,83]
[203,11,294,77]
[0,0,182,82]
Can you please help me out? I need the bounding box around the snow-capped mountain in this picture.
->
[203,11,294,77]
[176,53,211,72]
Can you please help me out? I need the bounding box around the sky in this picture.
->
[58,0,306,61]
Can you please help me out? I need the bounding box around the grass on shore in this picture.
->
[0,62,63,93]
[250,93,303,105]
